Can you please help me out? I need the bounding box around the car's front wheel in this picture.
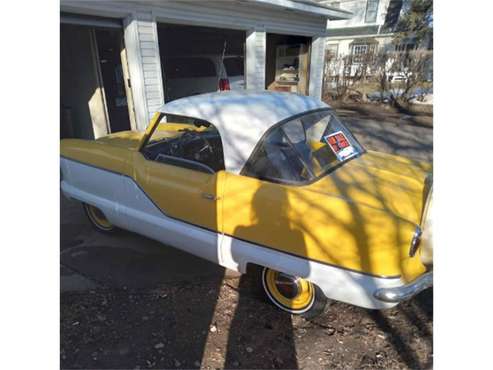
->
[83,203,116,233]
[261,267,328,318]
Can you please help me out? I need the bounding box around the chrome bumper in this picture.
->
[374,271,433,303]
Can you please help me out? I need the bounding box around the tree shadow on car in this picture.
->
[224,184,306,369]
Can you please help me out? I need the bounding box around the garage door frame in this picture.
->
[61,13,138,135]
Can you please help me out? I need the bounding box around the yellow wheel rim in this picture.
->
[86,205,113,230]
[264,269,314,312]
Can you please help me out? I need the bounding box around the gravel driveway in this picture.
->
[61,107,433,369]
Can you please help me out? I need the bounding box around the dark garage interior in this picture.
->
[157,24,245,102]
[60,20,133,139]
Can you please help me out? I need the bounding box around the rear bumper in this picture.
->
[373,271,433,303]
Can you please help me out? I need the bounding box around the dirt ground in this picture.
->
[61,276,432,369]
[61,105,433,369]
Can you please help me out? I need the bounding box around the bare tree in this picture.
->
[391,49,432,103]
[323,46,432,104]
[323,50,375,101]
[372,51,393,101]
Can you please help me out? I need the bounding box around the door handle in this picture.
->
[202,192,220,201]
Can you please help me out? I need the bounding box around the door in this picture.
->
[94,28,132,133]
[134,115,226,232]
[133,153,224,232]
[60,20,135,139]
[60,24,109,139]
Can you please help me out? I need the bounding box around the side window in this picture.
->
[141,114,225,174]
[242,125,310,183]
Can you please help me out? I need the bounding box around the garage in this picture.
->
[157,24,313,101]
[266,33,312,95]
[60,14,136,139]
[60,0,351,134]
[157,24,245,102]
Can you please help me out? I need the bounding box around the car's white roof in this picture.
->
[159,91,329,174]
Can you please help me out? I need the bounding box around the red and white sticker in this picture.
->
[324,131,356,161]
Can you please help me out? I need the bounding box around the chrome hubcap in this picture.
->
[92,207,107,222]
[274,272,302,299]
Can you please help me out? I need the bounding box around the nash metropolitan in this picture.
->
[60,91,433,317]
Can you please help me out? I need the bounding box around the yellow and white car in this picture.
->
[60,91,433,317]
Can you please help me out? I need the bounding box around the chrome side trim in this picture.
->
[409,225,422,257]
[373,271,433,303]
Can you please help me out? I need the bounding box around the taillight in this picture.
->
[219,78,230,91]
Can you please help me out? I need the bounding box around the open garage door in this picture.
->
[266,34,311,95]
[157,24,245,102]
[60,16,135,139]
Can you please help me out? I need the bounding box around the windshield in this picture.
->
[242,109,364,184]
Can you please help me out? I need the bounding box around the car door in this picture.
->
[133,153,224,232]
[125,116,226,262]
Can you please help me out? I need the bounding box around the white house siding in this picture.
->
[123,11,165,130]
[148,1,328,36]
[246,29,267,91]
[308,36,326,99]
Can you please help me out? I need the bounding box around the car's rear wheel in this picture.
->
[261,267,328,318]
[83,203,116,233]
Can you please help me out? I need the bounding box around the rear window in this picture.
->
[165,57,216,79]
[223,57,244,77]
[242,110,364,184]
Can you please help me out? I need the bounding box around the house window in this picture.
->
[394,43,417,52]
[352,44,368,63]
[365,0,379,23]
[353,44,368,55]
[351,43,377,63]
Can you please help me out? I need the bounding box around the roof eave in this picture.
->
[243,0,353,20]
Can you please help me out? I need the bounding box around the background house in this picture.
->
[316,0,432,100]
[319,0,406,59]
[60,0,351,141]
[318,0,432,59]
